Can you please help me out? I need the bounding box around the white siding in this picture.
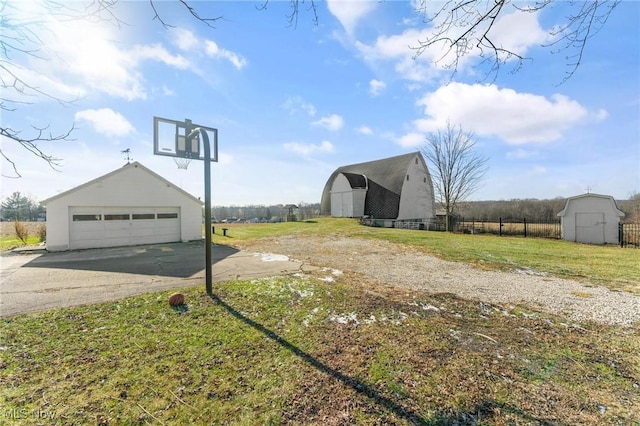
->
[397,154,435,221]
[330,173,366,218]
[44,163,202,251]
[558,194,624,245]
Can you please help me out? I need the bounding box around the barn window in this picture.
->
[406,175,409,181]
[415,158,418,164]
[105,214,130,220]
[132,213,155,220]
[423,177,427,183]
[73,214,101,221]
[158,213,178,219]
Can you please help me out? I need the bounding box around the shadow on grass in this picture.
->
[208,293,429,425]
[209,293,559,425]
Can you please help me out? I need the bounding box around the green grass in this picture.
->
[0,236,41,251]
[1,218,638,424]
[215,218,640,294]
[2,276,638,425]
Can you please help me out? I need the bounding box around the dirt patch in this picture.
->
[232,235,640,327]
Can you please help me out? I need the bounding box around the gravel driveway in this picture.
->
[235,235,640,327]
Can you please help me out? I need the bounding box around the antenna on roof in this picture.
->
[121,148,133,163]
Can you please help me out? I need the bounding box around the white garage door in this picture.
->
[69,207,181,250]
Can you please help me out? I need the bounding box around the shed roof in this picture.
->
[557,193,625,217]
[41,162,203,206]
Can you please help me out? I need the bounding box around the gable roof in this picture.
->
[321,152,425,217]
[557,193,624,217]
[41,162,203,206]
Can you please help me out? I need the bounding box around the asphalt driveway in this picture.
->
[0,241,315,317]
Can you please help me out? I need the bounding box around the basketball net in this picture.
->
[174,157,192,170]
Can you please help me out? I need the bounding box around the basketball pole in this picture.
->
[187,122,213,295]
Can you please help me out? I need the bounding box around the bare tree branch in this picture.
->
[1,124,72,178]
[149,0,222,29]
[411,0,619,83]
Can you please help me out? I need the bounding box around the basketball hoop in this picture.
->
[174,157,191,170]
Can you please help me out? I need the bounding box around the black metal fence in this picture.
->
[361,217,640,247]
[619,223,640,248]
[451,217,561,239]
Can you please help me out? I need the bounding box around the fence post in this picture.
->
[523,217,527,238]
[499,217,503,237]
[618,222,623,247]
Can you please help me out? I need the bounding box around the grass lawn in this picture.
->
[215,218,640,294]
[1,218,639,424]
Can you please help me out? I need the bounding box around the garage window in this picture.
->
[132,213,155,220]
[157,213,178,219]
[73,214,101,221]
[105,214,130,220]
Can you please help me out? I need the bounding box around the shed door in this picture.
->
[575,212,605,244]
[69,207,180,250]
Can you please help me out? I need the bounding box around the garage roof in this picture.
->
[41,162,203,206]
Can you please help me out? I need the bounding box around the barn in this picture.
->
[41,162,203,252]
[320,152,436,222]
[556,193,625,245]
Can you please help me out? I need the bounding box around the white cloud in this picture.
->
[312,114,344,131]
[283,140,334,157]
[75,108,134,137]
[131,44,189,69]
[354,8,550,83]
[283,96,317,116]
[369,79,386,96]
[397,132,425,148]
[356,125,373,135]
[205,40,247,70]
[489,9,550,57]
[409,83,589,145]
[172,28,199,51]
[4,4,193,102]
[327,0,378,36]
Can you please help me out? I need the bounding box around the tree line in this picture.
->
[455,195,640,223]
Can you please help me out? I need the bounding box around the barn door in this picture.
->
[575,213,605,244]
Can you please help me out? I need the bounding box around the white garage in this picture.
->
[557,193,625,245]
[42,162,203,252]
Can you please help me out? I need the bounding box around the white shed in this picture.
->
[41,162,203,252]
[557,193,625,245]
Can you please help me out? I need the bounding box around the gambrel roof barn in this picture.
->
[321,152,436,221]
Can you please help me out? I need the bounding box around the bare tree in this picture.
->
[420,123,488,231]
[411,0,620,83]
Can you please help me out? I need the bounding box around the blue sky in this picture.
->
[1,0,639,206]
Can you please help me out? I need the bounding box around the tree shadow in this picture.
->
[208,293,431,425]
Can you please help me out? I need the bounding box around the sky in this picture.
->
[1,0,639,207]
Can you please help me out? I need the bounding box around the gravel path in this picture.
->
[237,235,640,327]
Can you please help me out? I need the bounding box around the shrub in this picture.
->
[14,221,28,244]
[36,224,46,243]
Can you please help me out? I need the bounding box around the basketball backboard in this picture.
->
[153,116,218,162]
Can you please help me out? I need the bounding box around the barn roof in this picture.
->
[41,162,203,206]
[321,152,424,217]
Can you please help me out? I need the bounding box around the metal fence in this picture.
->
[361,217,640,248]
[359,217,560,239]
[619,223,640,248]
[451,217,561,239]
